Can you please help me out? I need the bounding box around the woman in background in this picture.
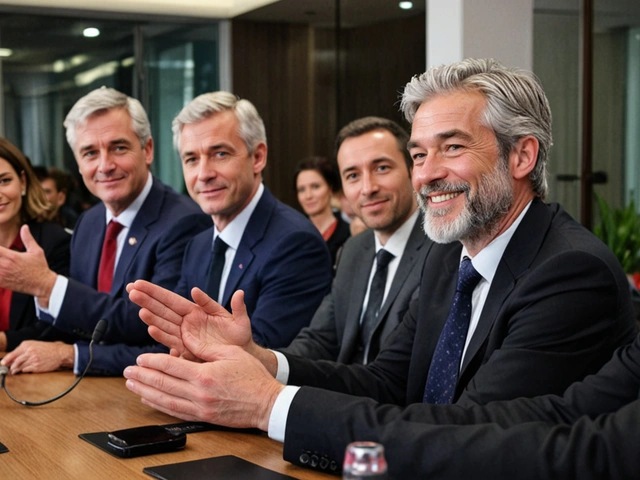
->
[295,156,350,270]
[0,138,70,352]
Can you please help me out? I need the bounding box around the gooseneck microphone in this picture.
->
[0,319,108,406]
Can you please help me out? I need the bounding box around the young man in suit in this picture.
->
[281,116,433,365]
[0,87,211,375]
[123,59,637,475]
[168,92,332,348]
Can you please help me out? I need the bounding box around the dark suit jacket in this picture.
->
[285,334,640,479]
[4,221,71,351]
[281,213,432,364]
[282,200,638,475]
[175,187,332,348]
[325,213,350,272]
[41,177,211,375]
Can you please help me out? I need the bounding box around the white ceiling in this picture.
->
[0,0,279,18]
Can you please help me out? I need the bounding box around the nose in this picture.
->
[97,151,116,173]
[197,157,216,182]
[412,152,446,192]
[361,171,379,197]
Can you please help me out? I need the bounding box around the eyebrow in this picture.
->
[78,138,131,154]
[407,129,473,150]
[181,142,235,159]
[341,157,390,176]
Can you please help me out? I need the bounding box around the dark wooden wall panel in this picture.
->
[341,15,426,129]
[231,15,425,208]
[232,21,314,207]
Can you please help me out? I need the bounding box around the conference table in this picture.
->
[0,370,334,479]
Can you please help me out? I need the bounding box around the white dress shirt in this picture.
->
[210,183,264,303]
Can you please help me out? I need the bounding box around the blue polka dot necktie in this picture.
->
[423,256,483,404]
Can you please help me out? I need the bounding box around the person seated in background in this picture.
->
[295,156,350,270]
[0,87,210,375]
[33,166,79,230]
[335,189,369,236]
[122,58,638,477]
[169,91,332,349]
[0,138,72,353]
[282,116,433,364]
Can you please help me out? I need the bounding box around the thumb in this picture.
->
[182,330,223,362]
[229,290,248,320]
[20,224,40,253]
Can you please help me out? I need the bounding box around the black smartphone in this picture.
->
[106,425,186,458]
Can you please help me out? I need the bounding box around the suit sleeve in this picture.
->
[3,225,71,351]
[279,291,341,360]
[57,213,211,344]
[249,230,332,348]
[282,295,421,405]
[456,249,637,406]
[75,342,169,376]
[283,335,640,478]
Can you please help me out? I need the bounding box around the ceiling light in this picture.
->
[0,48,13,58]
[83,27,100,38]
[399,1,413,9]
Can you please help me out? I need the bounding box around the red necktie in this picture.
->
[97,220,124,293]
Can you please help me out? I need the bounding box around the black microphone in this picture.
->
[0,319,107,406]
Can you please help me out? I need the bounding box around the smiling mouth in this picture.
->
[430,192,462,204]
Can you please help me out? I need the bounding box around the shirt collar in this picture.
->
[373,208,420,259]
[215,182,265,250]
[104,172,153,228]
[463,200,533,283]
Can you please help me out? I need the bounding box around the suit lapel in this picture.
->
[460,199,554,374]
[84,206,107,288]
[221,188,275,307]
[111,179,163,294]
[339,232,376,362]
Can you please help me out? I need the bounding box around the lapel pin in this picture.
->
[238,264,243,269]
[128,237,137,246]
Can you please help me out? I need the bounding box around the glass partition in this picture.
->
[0,12,220,194]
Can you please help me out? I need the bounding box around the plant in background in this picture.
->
[593,193,640,275]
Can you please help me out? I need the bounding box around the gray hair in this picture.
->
[172,91,266,155]
[64,87,151,150]
[400,58,552,199]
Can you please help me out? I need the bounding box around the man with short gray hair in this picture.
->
[167,91,332,348]
[0,87,210,375]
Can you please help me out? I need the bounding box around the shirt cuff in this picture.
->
[73,343,80,375]
[35,275,68,320]
[267,385,300,443]
[272,350,290,384]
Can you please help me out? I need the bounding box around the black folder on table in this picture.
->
[143,455,297,479]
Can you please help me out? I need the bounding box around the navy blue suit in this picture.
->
[42,177,211,375]
[175,187,332,348]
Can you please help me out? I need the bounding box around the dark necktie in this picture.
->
[206,236,229,302]
[97,220,124,293]
[357,249,395,364]
[423,256,482,404]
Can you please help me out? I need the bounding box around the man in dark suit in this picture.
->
[281,116,432,364]
[0,87,210,375]
[280,333,640,478]
[168,92,332,348]
[122,59,637,475]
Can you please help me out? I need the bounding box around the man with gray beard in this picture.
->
[123,59,636,477]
